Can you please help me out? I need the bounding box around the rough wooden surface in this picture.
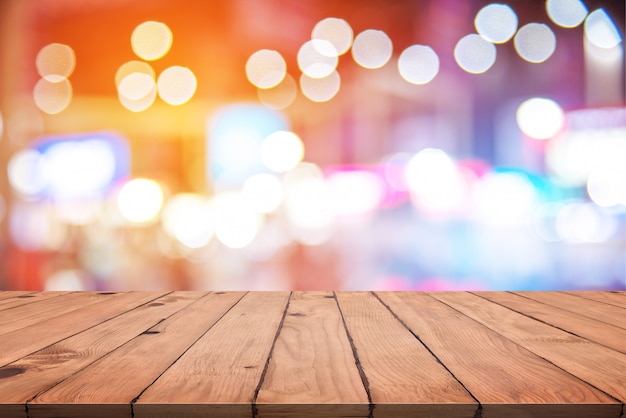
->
[0,291,624,418]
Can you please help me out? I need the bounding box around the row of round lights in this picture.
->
[116,21,197,111]
[247,0,622,108]
[33,43,76,114]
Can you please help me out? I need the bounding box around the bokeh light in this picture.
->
[118,72,156,101]
[454,34,497,74]
[285,176,332,230]
[475,3,518,43]
[516,97,564,140]
[117,178,164,223]
[352,29,393,69]
[242,173,284,213]
[131,21,173,61]
[36,43,76,82]
[326,170,384,218]
[115,61,156,88]
[587,165,626,207]
[45,270,86,291]
[383,152,412,191]
[584,9,623,49]
[119,83,157,112]
[157,66,197,105]
[397,45,440,85]
[33,78,73,114]
[7,149,47,197]
[54,199,102,226]
[162,193,214,249]
[257,73,297,109]
[261,130,305,173]
[246,49,287,89]
[556,202,617,243]
[300,70,341,102]
[298,40,338,78]
[474,171,538,226]
[546,0,588,28]
[514,23,556,63]
[214,192,260,249]
[312,17,353,56]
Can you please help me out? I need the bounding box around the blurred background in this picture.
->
[0,0,624,291]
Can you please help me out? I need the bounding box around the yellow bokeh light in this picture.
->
[352,29,393,69]
[33,78,73,114]
[214,192,260,249]
[246,49,287,89]
[118,72,156,101]
[157,66,197,105]
[312,17,353,56]
[162,193,214,249]
[261,130,305,173]
[131,21,173,61]
[36,43,76,82]
[117,178,164,224]
[300,70,341,102]
[115,61,155,88]
[257,73,297,109]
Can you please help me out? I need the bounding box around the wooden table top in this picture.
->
[0,290,624,418]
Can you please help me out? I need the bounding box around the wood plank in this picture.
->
[514,291,626,329]
[256,291,369,418]
[0,292,114,336]
[0,292,170,367]
[380,292,620,418]
[133,291,290,418]
[0,291,36,302]
[0,291,68,312]
[564,291,626,309]
[0,291,205,418]
[336,292,476,418]
[441,291,626,404]
[468,291,626,353]
[28,291,246,418]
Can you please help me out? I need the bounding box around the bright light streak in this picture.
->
[397,45,440,85]
[585,9,623,49]
[117,178,164,223]
[312,17,353,56]
[556,202,616,242]
[475,4,518,43]
[546,0,588,28]
[300,70,340,102]
[454,34,496,74]
[162,193,214,249]
[33,78,73,114]
[242,173,284,213]
[257,73,297,109]
[36,43,75,82]
[131,21,173,61]
[352,29,393,69]
[157,66,197,105]
[516,97,564,140]
[405,149,468,214]
[326,170,384,217]
[42,139,116,198]
[587,165,626,207]
[7,149,47,196]
[214,192,260,249]
[514,23,556,63]
[298,40,338,78]
[261,130,305,173]
[474,171,538,226]
[246,49,287,89]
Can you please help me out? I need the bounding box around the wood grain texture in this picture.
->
[466,290,626,353]
[515,291,626,329]
[0,292,68,312]
[564,291,626,309]
[0,291,37,304]
[28,291,245,418]
[256,291,369,418]
[380,291,619,418]
[133,291,290,418]
[0,291,203,418]
[336,292,476,418]
[447,292,626,404]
